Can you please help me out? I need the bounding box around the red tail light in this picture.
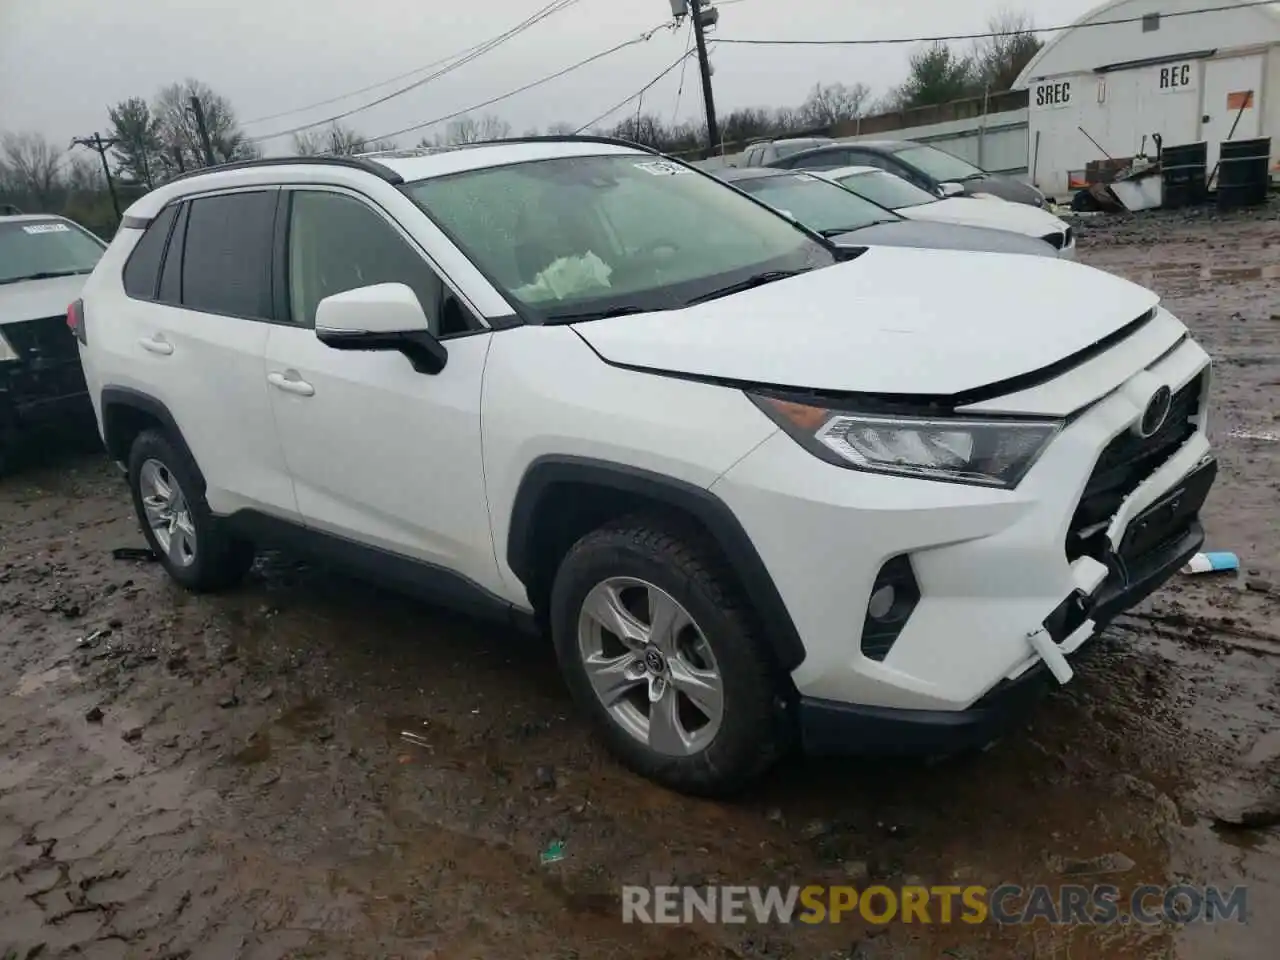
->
[67,298,87,345]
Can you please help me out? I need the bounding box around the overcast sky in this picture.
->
[1,0,1100,154]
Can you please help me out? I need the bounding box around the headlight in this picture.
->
[750,395,1062,488]
[0,329,18,363]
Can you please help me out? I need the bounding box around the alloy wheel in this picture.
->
[576,576,724,756]
[139,458,197,568]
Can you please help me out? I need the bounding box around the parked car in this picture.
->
[0,213,106,471]
[716,168,1057,257]
[816,166,1076,258]
[769,139,1047,207]
[77,140,1214,795]
[738,137,834,168]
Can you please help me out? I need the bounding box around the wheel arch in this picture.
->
[506,455,806,673]
[100,386,206,494]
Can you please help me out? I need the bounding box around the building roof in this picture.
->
[1015,0,1280,87]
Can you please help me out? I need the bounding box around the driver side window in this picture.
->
[286,191,447,333]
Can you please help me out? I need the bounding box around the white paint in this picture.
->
[1203,54,1266,171]
[79,140,1217,736]
[1014,0,1280,199]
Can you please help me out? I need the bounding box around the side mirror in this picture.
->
[937,182,965,199]
[315,282,447,375]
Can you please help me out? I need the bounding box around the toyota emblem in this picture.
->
[1135,385,1173,438]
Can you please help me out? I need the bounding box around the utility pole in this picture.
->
[688,0,720,157]
[70,132,121,223]
[189,95,217,167]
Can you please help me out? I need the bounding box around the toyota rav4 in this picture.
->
[74,138,1215,795]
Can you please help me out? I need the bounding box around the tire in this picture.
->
[126,429,254,592]
[550,514,789,796]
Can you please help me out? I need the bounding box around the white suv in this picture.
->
[75,139,1216,795]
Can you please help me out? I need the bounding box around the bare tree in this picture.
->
[443,114,512,144]
[1,132,63,205]
[720,107,774,146]
[153,79,256,172]
[972,9,1043,92]
[799,82,871,128]
[64,155,105,195]
[546,121,576,136]
[292,123,371,156]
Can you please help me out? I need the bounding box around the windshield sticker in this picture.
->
[22,223,70,235]
[633,160,689,176]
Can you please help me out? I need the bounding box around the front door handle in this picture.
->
[138,335,173,356]
[267,370,315,397]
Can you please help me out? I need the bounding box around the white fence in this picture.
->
[704,107,1032,180]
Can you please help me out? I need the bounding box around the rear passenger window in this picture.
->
[157,203,189,305]
[122,205,177,300]
[180,191,276,320]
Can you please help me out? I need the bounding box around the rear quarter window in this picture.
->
[122,206,178,299]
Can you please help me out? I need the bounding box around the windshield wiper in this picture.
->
[543,305,654,325]
[820,222,897,236]
[684,269,809,306]
[0,269,91,285]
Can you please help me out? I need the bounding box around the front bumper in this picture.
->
[798,517,1204,756]
[0,359,92,435]
[710,334,1214,723]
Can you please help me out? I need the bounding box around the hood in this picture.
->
[0,274,88,326]
[960,175,1043,207]
[901,196,1067,239]
[832,219,1055,257]
[572,246,1159,396]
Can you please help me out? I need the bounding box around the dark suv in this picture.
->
[769,140,1046,207]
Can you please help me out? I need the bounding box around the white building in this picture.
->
[1015,0,1280,199]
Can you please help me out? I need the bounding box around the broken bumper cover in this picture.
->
[0,358,91,433]
[798,513,1205,757]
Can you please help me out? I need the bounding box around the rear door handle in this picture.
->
[138,335,173,356]
[267,370,315,397]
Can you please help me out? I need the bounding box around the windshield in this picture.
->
[404,154,832,321]
[835,170,938,209]
[735,173,899,235]
[892,145,984,183]
[0,219,105,285]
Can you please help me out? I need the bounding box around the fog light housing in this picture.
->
[861,555,920,661]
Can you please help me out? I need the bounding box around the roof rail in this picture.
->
[163,154,405,186]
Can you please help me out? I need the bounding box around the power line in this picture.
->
[575,50,697,133]
[241,39,494,126]
[364,21,678,143]
[671,19,695,125]
[713,0,1278,46]
[248,0,586,142]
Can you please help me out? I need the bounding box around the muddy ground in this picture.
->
[2,205,1278,960]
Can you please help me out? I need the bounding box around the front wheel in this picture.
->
[550,515,788,796]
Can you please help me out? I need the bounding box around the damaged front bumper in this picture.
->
[799,490,1208,757]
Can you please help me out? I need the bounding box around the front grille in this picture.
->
[1065,373,1203,562]
[2,315,79,363]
